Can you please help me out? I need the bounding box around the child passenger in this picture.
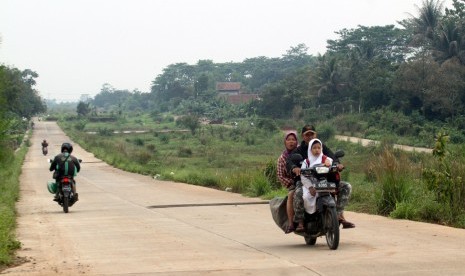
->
[295,139,332,230]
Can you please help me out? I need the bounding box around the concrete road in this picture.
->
[3,121,465,275]
[335,135,433,153]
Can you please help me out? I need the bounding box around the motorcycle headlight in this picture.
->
[315,166,330,174]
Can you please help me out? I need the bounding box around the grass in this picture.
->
[60,119,283,179]
[0,137,28,269]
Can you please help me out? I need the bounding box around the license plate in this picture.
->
[316,179,328,188]
[62,185,72,192]
[315,179,336,190]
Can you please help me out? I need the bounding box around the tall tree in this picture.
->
[412,0,445,41]
[76,101,91,117]
[313,54,345,101]
[326,25,409,63]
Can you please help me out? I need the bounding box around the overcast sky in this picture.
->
[0,0,453,102]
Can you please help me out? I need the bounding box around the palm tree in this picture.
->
[412,0,445,41]
[314,54,343,98]
[409,1,465,64]
[432,18,465,64]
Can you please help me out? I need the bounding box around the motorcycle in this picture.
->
[47,158,81,213]
[56,176,77,213]
[42,146,48,155]
[270,150,344,250]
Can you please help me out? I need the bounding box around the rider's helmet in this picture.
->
[61,142,73,154]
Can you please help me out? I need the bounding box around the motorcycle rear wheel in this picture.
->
[325,207,339,250]
[63,196,69,213]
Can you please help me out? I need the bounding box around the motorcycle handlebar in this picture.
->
[301,163,340,176]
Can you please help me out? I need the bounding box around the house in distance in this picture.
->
[216,82,259,104]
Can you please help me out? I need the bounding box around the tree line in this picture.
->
[0,65,46,151]
[84,0,464,130]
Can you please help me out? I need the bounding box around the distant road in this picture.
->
[335,135,433,153]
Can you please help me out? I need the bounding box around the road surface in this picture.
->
[3,121,464,275]
[335,135,432,153]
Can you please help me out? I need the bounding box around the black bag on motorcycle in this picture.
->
[269,196,289,233]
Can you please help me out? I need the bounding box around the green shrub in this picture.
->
[150,110,161,120]
[199,135,210,146]
[247,173,271,197]
[390,201,419,220]
[333,114,366,134]
[159,134,169,144]
[74,120,87,131]
[201,147,219,165]
[176,115,200,135]
[422,132,465,224]
[177,147,193,157]
[370,148,415,215]
[133,138,144,146]
[218,171,250,194]
[315,123,335,142]
[186,172,218,187]
[263,158,281,190]
[134,152,151,164]
[162,169,219,187]
[97,127,113,136]
[415,196,444,223]
[245,135,255,145]
[454,213,465,228]
[146,144,156,152]
[255,118,278,132]
[165,115,175,122]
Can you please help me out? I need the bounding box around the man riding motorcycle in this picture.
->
[41,139,49,149]
[49,142,81,201]
[41,139,49,155]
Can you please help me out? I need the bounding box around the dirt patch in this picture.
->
[0,255,30,273]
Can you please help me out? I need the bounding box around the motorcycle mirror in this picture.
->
[289,153,304,166]
[78,159,82,163]
[334,150,345,159]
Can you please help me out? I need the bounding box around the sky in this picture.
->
[0,0,453,102]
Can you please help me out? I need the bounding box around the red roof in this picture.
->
[216,82,241,91]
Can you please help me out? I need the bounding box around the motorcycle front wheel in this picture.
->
[304,235,317,245]
[324,207,339,250]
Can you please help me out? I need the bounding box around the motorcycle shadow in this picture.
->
[268,242,335,251]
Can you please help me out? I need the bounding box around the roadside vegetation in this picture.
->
[54,111,465,229]
[3,0,465,269]
[0,65,43,268]
[0,142,27,268]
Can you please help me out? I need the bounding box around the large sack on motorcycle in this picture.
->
[269,196,289,233]
[47,181,57,194]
